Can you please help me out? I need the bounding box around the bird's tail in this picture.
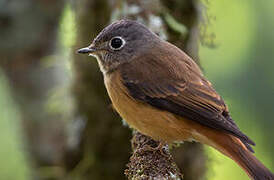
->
[204,132,273,180]
[232,145,274,180]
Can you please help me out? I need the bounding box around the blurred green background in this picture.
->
[0,0,273,179]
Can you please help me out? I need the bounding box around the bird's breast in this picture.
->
[104,71,195,142]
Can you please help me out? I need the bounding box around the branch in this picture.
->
[125,132,182,179]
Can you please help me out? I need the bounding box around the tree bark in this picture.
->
[0,0,66,179]
[70,1,132,179]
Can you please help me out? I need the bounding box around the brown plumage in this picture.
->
[78,19,273,180]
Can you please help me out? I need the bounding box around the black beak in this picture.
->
[77,46,96,54]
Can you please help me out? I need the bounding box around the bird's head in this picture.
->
[77,19,160,73]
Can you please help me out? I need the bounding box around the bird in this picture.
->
[77,19,273,180]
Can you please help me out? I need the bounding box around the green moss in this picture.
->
[59,4,76,49]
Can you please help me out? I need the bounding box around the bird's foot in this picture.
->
[139,141,169,157]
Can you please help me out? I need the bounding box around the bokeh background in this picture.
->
[0,0,273,180]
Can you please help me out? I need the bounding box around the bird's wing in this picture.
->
[120,43,255,150]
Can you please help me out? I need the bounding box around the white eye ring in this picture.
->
[109,36,126,50]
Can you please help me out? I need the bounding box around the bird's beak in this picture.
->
[77,45,96,54]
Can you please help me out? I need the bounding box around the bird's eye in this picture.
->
[109,36,125,50]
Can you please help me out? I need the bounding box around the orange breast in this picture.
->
[104,71,196,142]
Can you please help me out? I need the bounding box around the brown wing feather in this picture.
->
[120,41,255,150]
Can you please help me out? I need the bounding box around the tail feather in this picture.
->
[235,145,273,180]
[200,130,273,180]
[216,135,273,180]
